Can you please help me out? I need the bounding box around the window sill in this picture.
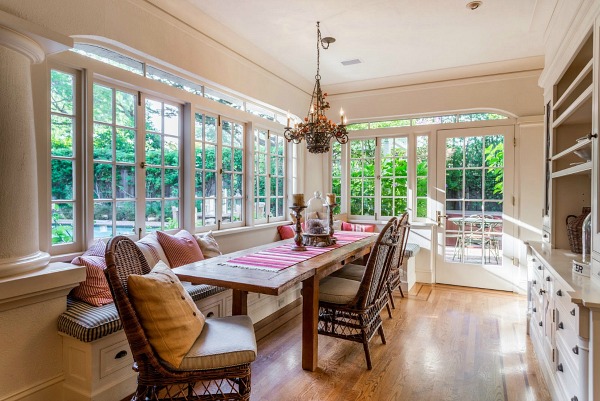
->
[0,262,85,311]
[208,221,291,238]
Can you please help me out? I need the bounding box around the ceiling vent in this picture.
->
[341,59,362,66]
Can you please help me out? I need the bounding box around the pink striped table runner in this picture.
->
[221,232,373,271]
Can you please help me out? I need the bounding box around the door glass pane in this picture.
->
[445,135,504,266]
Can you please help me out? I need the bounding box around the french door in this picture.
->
[435,126,516,291]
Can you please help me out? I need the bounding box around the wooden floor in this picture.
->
[250,284,551,401]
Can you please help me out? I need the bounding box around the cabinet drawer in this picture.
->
[200,300,223,318]
[100,339,134,379]
[555,297,578,335]
[555,347,583,401]
[555,325,580,378]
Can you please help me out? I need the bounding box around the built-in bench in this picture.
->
[399,243,421,294]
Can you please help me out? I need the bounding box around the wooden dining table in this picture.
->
[172,231,377,371]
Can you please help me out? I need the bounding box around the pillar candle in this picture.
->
[293,193,305,206]
[326,193,336,205]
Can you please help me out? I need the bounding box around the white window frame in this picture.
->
[253,127,287,224]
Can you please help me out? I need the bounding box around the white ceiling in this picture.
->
[151,0,558,94]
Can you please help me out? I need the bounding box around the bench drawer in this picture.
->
[100,338,134,379]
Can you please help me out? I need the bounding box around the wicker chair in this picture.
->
[317,217,401,369]
[331,213,410,318]
[104,235,256,401]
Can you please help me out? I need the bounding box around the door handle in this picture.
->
[436,211,447,226]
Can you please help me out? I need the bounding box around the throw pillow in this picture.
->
[71,240,113,306]
[341,222,375,232]
[136,232,170,268]
[277,224,295,240]
[128,261,205,368]
[194,231,222,259]
[156,230,205,268]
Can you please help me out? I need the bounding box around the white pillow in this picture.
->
[136,232,170,268]
[194,231,222,259]
[332,220,342,231]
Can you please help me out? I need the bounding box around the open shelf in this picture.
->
[551,161,592,178]
[553,58,593,111]
[552,84,593,127]
[552,137,592,161]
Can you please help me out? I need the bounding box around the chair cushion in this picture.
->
[136,232,170,268]
[70,241,113,306]
[319,276,360,304]
[194,231,222,259]
[157,230,204,268]
[331,263,365,281]
[175,315,257,371]
[128,261,206,368]
[341,222,375,232]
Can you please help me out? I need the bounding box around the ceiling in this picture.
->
[150,0,558,94]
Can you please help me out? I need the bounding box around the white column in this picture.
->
[0,26,49,277]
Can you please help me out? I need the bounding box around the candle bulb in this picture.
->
[287,111,291,127]
[326,193,336,205]
[340,108,344,125]
[292,193,305,206]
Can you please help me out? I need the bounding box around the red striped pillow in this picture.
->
[341,222,375,232]
[156,230,205,268]
[70,255,113,306]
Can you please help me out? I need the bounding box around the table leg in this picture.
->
[232,289,248,315]
[302,275,318,371]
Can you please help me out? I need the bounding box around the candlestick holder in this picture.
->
[289,205,307,251]
[327,203,337,241]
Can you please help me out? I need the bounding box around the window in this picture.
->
[346,112,508,131]
[416,135,429,218]
[331,142,342,215]
[220,119,245,227]
[336,134,429,221]
[380,137,408,217]
[253,129,286,223]
[349,139,376,217]
[92,83,138,238]
[144,98,181,232]
[194,113,218,228]
[50,69,78,246]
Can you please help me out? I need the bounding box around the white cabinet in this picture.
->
[528,245,590,401]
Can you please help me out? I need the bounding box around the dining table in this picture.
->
[172,231,377,371]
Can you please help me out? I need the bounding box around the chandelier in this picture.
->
[284,22,349,154]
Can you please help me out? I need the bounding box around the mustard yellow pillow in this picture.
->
[128,261,205,368]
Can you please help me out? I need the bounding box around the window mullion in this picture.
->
[135,91,146,238]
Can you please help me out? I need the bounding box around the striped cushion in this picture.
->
[404,243,421,258]
[157,230,204,268]
[341,222,375,232]
[70,254,114,307]
[58,285,228,342]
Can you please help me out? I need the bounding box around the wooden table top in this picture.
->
[173,232,377,296]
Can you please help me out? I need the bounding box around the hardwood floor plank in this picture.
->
[250,284,551,401]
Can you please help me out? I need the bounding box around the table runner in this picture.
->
[220,232,373,271]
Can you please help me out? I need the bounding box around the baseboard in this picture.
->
[0,374,63,401]
[253,298,302,341]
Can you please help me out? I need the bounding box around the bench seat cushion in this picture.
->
[58,284,227,342]
[404,243,421,258]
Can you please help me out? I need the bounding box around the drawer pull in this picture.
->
[533,280,537,285]
[572,397,578,401]
[556,289,562,296]
[546,276,551,282]
[539,289,546,295]
[206,312,215,318]
[558,322,564,329]
[539,321,543,327]
[537,265,542,270]
[532,307,537,313]
[573,346,579,355]
[557,363,563,372]
[115,350,128,359]
[571,308,576,316]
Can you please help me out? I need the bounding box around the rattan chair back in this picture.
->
[354,216,400,309]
